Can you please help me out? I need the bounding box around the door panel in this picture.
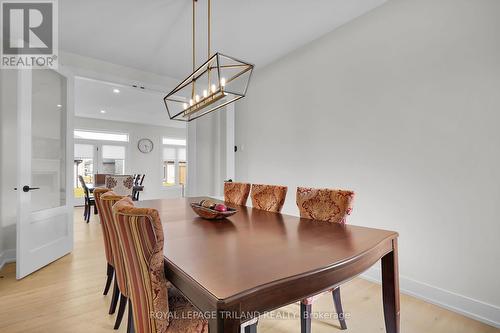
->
[16,68,74,279]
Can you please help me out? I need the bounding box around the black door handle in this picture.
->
[22,185,40,192]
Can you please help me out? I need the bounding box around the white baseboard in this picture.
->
[0,248,16,271]
[361,267,500,329]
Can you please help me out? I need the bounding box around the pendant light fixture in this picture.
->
[164,0,254,122]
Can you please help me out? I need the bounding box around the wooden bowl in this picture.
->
[190,203,237,220]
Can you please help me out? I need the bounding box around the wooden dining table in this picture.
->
[136,197,400,333]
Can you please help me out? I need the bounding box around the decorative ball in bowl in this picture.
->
[190,199,237,220]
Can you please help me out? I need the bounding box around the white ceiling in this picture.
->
[61,0,386,79]
[75,77,186,128]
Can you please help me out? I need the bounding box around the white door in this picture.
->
[16,67,74,279]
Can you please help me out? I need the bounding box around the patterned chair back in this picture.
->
[100,191,128,296]
[251,184,288,213]
[113,197,169,333]
[224,182,251,205]
[105,175,134,196]
[296,187,355,224]
[93,187,113,266]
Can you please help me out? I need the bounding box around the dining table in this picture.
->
[136,197,400,333]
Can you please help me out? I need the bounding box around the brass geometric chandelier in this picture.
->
[164,0,254,122]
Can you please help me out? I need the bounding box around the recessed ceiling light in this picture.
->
[57,104,62,108]
[113,88,120,94]
[100,110,107,114]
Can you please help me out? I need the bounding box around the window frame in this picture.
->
[74,129,129,142]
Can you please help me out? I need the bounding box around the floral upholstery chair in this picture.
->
[93,188,115,297]
[224,182,251,205]
[105,175,134,196]
[113,197,208,333]
[251,184,288,213]
[296,187,355,331]
[100,191,129,329]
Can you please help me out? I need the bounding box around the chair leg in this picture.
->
[103,264,114,295]
[244,323,257,333]
[332,287,347,330]
[114,295,128,329]
[84,201,90,223]
[109,278,120,314]
[94,203,98,215]
[300,302,312,333]
[85,205,90,223]
[83,202,88,220]
[127,300,135,333]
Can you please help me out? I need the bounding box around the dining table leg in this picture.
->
[381,239,400,333]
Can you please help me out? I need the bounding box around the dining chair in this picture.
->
[224,181,251,205]
[105,175,134,197]
[79,175,97,223]
[296,187,355,332]
[93,188,115,298]
[99,191,130,329]
[132,174,145,201]
[245,183,288,333]
[113,197,209,333]
[250,184,288,213]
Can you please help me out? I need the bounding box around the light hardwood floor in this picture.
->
[0,208,498,333]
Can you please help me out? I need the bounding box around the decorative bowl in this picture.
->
[190,203,237,220]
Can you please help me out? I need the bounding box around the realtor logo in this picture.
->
[1,0,58,68]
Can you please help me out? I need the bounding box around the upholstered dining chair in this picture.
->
[113,197,209,333]
[224,181,251,205]
[105,175,134,196]
[296,187,355,332]
[93,187,115,299]
[250,184,288,213]
[79,175,97,223]
[100,191,129,329]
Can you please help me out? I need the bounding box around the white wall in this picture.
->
[235,0,500,327]
[74,116,185,200]
[186,104,235,198]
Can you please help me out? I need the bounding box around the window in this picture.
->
[74,144,95,199]
[162,138,186,146]
[162,138,186,186]
[74,129,129,142]
[102,145,126,175]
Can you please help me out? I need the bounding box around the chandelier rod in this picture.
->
[192,0,196,72]
[208,0,211,58]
